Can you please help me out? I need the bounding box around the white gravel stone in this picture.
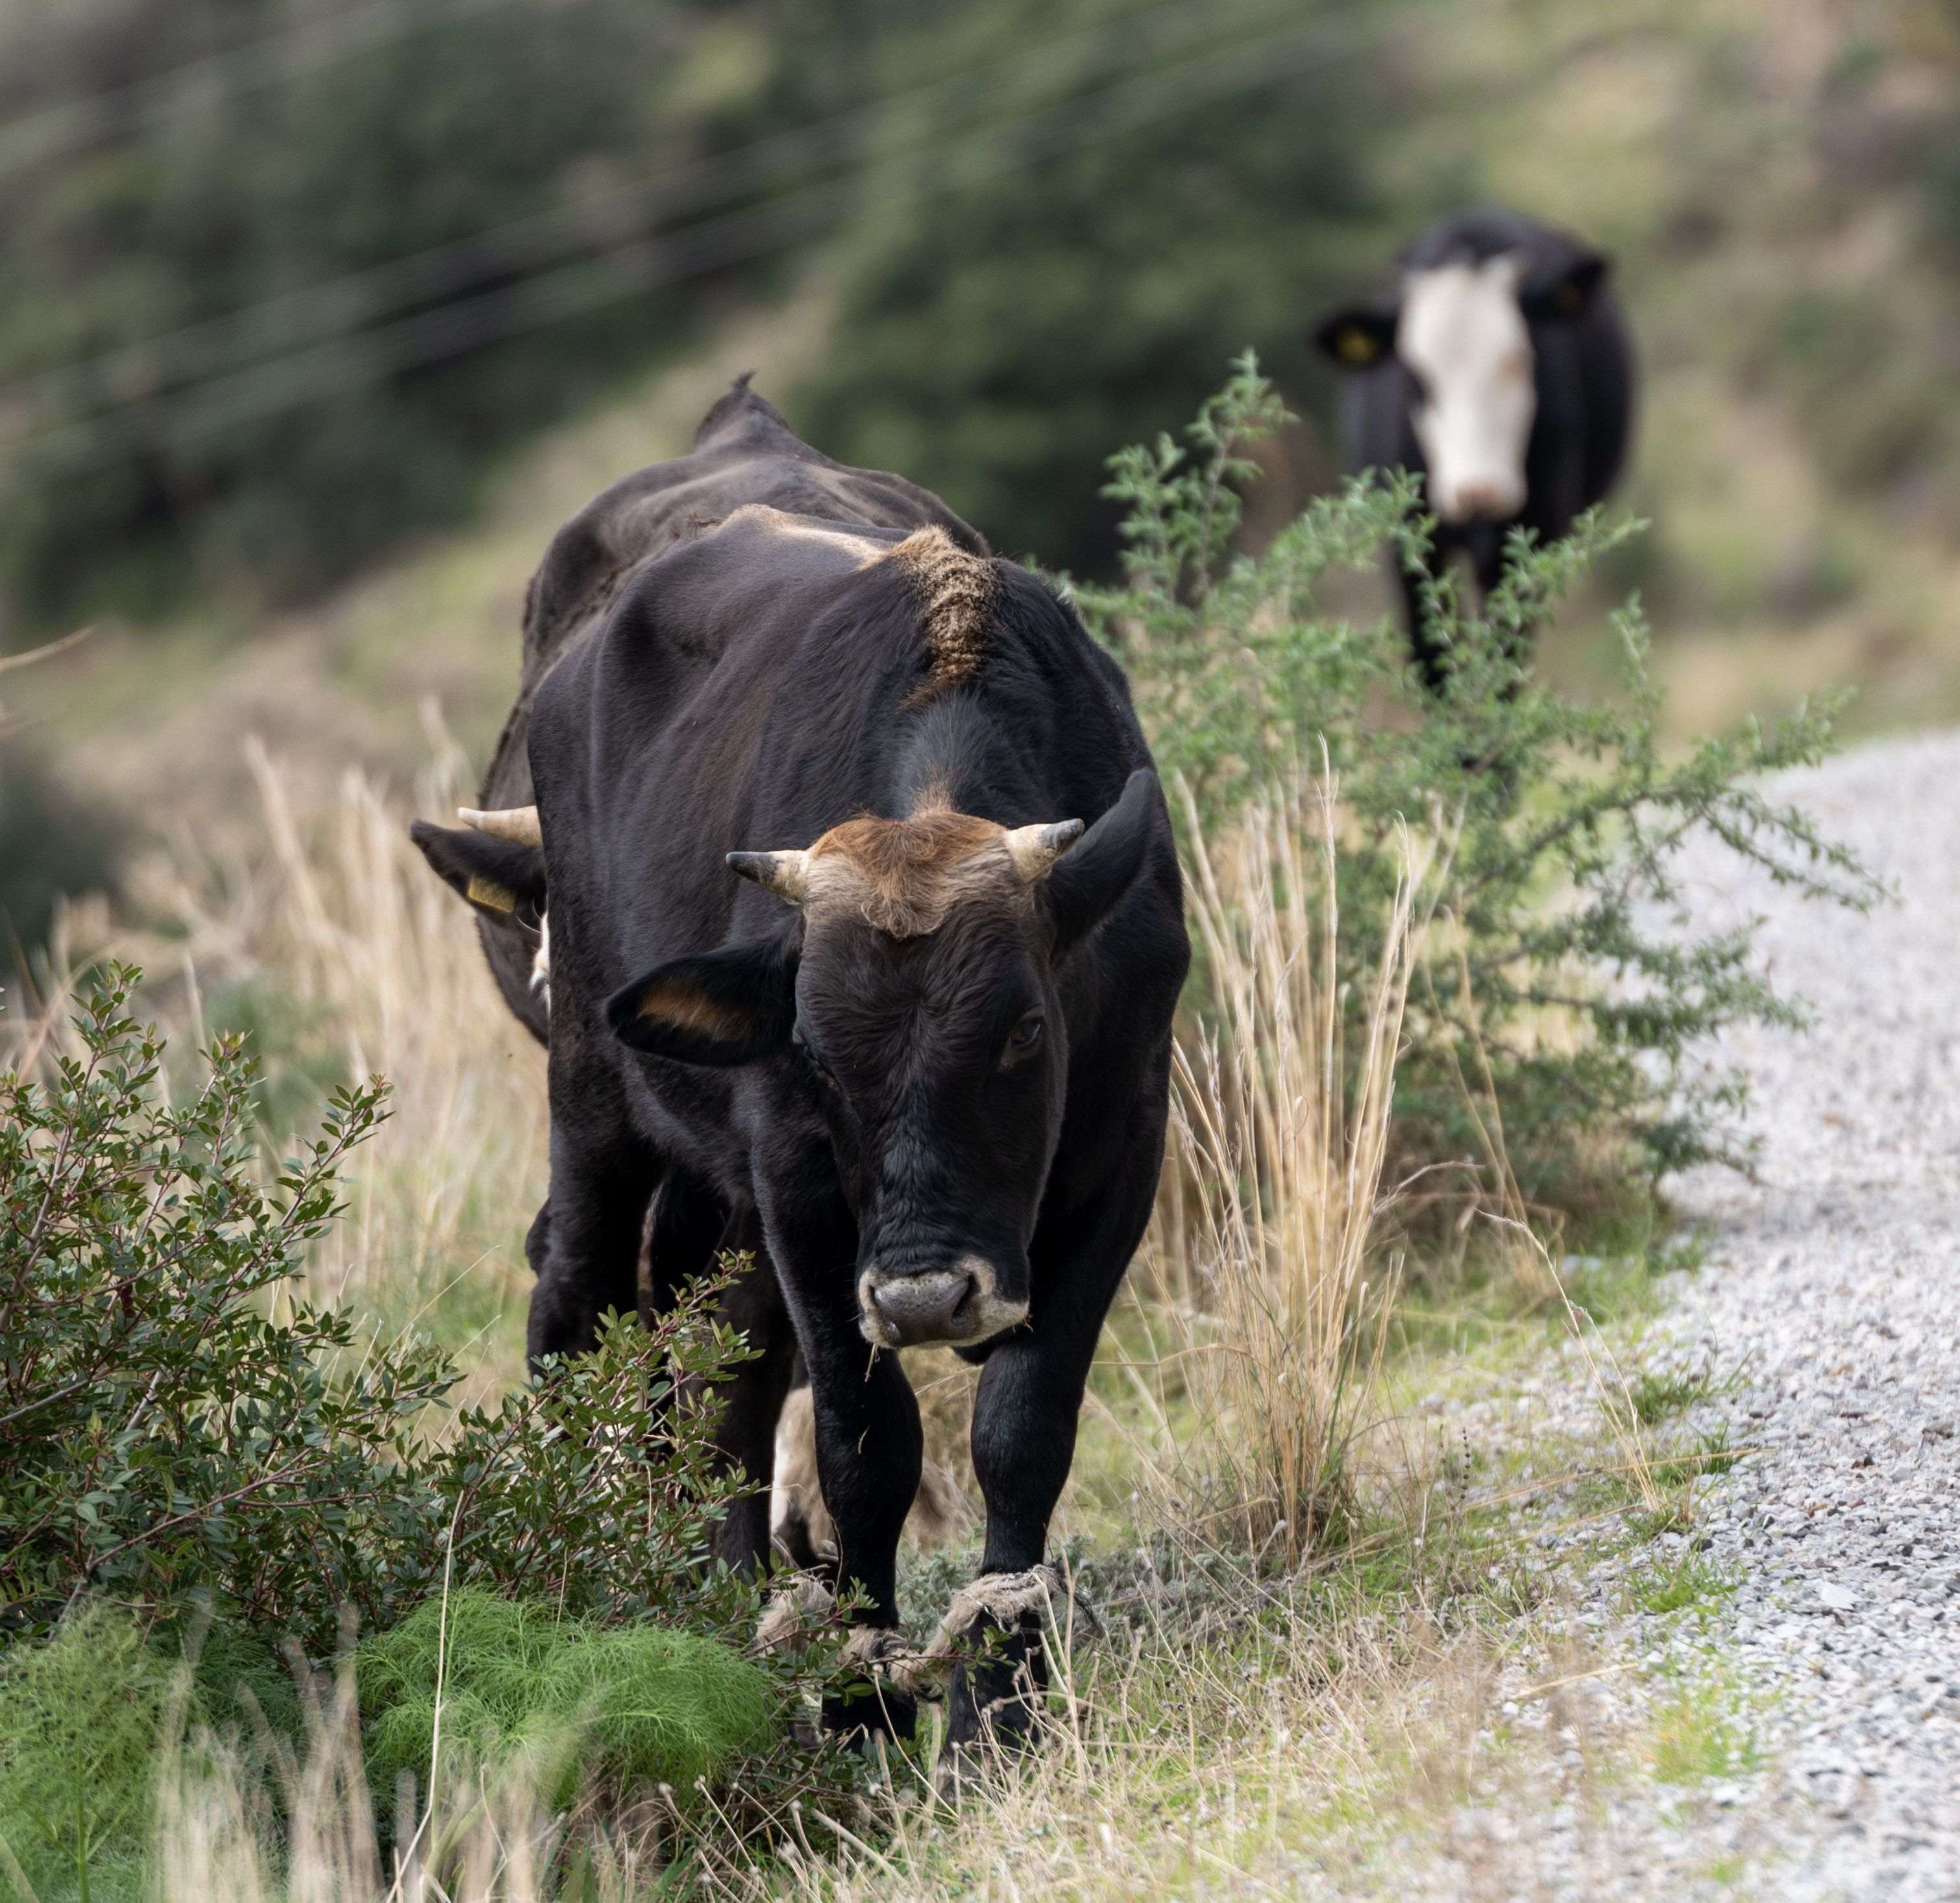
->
[1643,728,1960,1900]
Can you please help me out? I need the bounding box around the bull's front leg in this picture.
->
[529,1137,659,1368]
[948,1149,1162,1758]
[764,1184,923,1739]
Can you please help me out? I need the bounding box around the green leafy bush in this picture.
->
[0,971,450,1647]
[426,1302,758,1637]
[1081,356,1879,1207]
[0,968,759,1657]
[358,1588,778,1813]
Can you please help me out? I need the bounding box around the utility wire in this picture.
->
[0,1,1405,484]
[0,0,1290,438]
[0,0,575,180]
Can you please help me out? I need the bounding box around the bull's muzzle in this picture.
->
[857,1255,1028,1349]
[1431,473,1526,525]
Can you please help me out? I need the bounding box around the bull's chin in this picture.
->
[855,1255,1029,1350]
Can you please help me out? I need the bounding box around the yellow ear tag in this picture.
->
[466,874,517,913]
[1338,326,1380,366]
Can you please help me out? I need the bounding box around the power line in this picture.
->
[0,0,1286,438]
[6,4,1388,476]
[0,0,575,180]
[0,1,1406,484]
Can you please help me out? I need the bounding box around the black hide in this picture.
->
[486,382,1188,1747]
[450,376,986,1042]
[1314,206,1636,690]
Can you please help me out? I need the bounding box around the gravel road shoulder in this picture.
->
[1408,728,1960,1901]
[1637,726,1960,1900]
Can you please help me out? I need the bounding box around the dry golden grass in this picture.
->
[1101,776,1432,1575]
[154,1652,569,1903]
[140,1585,1658,1903]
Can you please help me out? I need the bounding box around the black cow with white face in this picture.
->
[411,382,1188,1754]
[1314,206,1636,690]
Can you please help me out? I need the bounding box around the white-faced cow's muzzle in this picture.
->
[856,1254,1028,1350]
[1397,256,1536,526]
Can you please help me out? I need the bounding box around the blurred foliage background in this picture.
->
[0,0,1397,629]
[7,0,1960,966]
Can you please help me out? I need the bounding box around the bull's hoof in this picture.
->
[946,1638,1044,1752]
[935,1671,1043,1802]
[933,1733,994,1803]
[821,1677,916,1745]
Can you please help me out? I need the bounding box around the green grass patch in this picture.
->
[358,1588,779,1814]
[0,1607,169,1903]
[1624,1493,1697,1540]
[1652,1424,1742,1486]
[1622,1365,1719,1426]
[1627,1550,1739,1617]
[1648,1682,1762,1785]
[1580,1422,1743,1541]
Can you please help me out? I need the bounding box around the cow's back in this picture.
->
[472,380,986,1035]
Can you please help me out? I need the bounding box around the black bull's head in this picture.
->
[410,772,1161,1349]
[606,768,1163,1350]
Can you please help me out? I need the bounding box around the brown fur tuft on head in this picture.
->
[807,808,1010,937]
[888,526,997,705]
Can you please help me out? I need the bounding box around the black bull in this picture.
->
[412,382,1188,1745]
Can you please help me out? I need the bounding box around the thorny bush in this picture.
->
[1081,354,1881,1208]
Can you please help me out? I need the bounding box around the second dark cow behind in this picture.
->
[411,380,1188,1753]
[1314,205,1635,690]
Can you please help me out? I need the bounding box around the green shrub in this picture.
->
[358,1588,778,1813]
[0,970,450,1647]
[0,1605,168,1903]
[1081,356,1880,1207]
[0,968,759,1658]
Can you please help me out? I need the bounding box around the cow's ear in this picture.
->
[410,821,546,932]
[1313,305,1397,371]
[606,935,798,1066]
[1045,768,1163,954]
[1521,250,1608,321]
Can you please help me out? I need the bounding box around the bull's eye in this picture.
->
[1003,1014,1044,1064]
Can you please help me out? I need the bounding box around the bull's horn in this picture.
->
[1002,818,1084,883]
[728,848,813,903]
[458,805,542,848]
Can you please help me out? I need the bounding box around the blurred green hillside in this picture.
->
[0,0,1402,632]
[9,0,1960,953]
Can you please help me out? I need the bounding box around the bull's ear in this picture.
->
[1313,304,1397,370]
[1046,768,1162,953]
[606,935,798,1066]
[410,820,546,931]
[1521,249,1608,321]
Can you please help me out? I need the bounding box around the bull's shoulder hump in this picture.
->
[606,504,909,641]
[518,381,983,687]
[711,502,900,565]
[690,376,820,458]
